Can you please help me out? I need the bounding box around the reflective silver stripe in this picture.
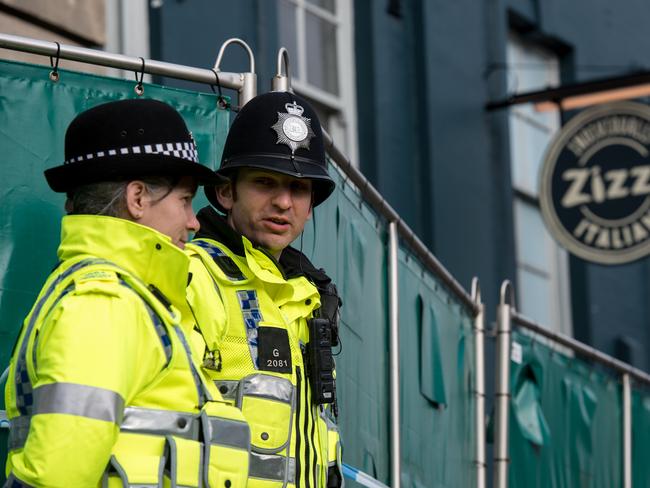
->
[287,456,296,485]
[321,409,340,432]
[8,415,31,450]
[200,409,251,488]
[206,416,250,450]
[34,382,124,424]
[249,452,296,484]
[120,406,200,440]
[214,380,239,402]
[162,437,197,488]
[101,455,130,488]
[10,407,201,450]
[164,436,178,486]
[240,374,293,403]
[174,324,211,405]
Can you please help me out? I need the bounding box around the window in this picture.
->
[507,33,573,335]
[105,0,151,81]
[277,0,358,165]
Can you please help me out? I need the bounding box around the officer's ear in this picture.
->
[306,194,313,221]
[215,181,235,212]
[125,180,148,220]
[304,189,314,220]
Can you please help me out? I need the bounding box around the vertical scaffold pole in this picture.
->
[388,221,401,488]
[494,281,513,488]
[622,373,632,488]
[213,37,257,107]
[471,278,486,488]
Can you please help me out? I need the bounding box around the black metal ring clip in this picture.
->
[210,69,231,111]
[49,42,61,82]
[134,57,145,96]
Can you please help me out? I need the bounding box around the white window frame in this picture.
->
[281,0,359,167]
[512,198,573,335]
[508,32,573,336]
[105,0,151,82]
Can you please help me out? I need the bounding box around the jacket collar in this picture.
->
[57,215,189,309]
[194,205,329,284]
[195,206,245,256]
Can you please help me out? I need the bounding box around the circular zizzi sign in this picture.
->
[540,101,650,264]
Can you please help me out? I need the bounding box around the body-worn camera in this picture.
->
[317,283,340,347]
[305,282,342,406]
[306,317,336,405]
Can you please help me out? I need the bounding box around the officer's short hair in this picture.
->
[66,177,177,217]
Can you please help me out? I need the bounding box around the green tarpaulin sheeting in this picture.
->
[508,329,650,487]
[632,388,650,487]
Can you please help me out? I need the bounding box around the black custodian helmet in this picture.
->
[206,91,335,211]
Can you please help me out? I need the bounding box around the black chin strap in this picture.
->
[290,154,302,175]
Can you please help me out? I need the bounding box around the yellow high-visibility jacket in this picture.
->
[4,215,250,488]
[183,208,343,488]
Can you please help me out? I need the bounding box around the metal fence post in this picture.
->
[494,280,514,488]
[622,373,632,488]
[471,278,486,488]
[388,221,401,488]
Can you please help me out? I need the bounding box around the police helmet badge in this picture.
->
[271,101,315,154]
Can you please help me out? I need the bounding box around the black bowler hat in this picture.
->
[206,91,335,212]
[45,99,222,192]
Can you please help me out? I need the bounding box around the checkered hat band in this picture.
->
[65,141,199,165]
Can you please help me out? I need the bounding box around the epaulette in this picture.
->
[280,245,333,290]
[192,239,246,282]
[72,268,121,297]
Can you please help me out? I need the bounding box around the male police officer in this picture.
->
[184,91,343,487]
[4,99,250,487]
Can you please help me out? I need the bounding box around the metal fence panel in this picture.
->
[302,170,479,486]
[632,388,650,487]
[397,249,476,488]
[302,173,392,483]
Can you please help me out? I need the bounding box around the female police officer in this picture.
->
[4,99,249,487]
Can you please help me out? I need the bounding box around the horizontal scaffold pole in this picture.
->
[0,33,243,91]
